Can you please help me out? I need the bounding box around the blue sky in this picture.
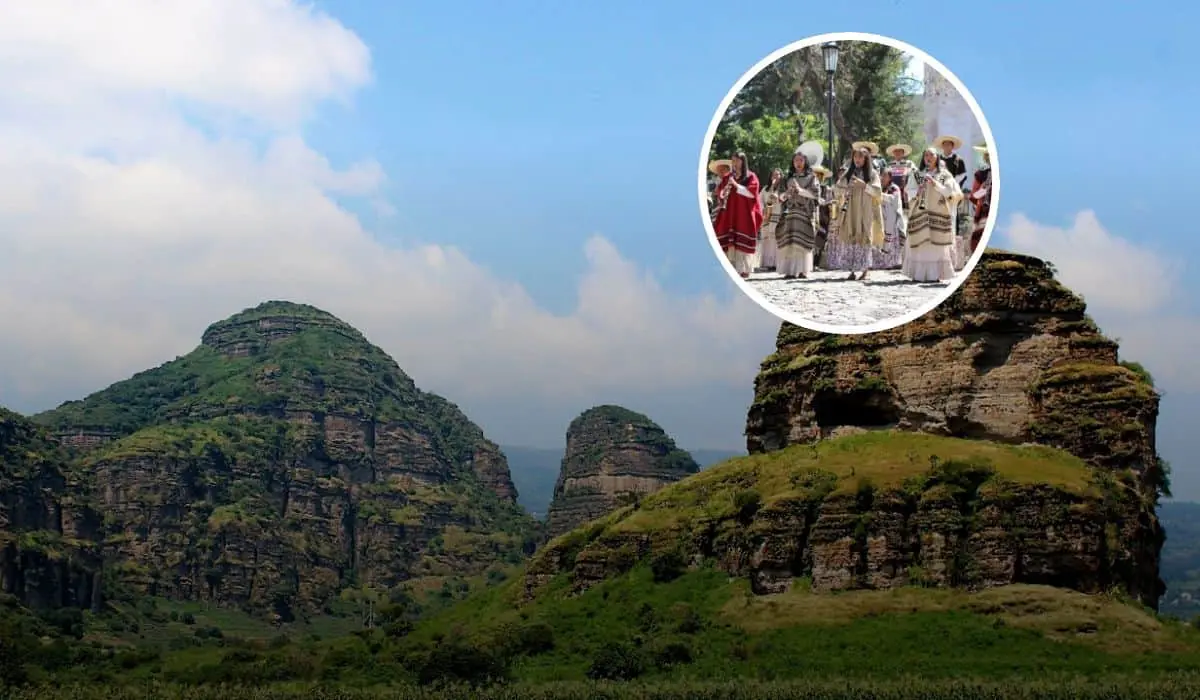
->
[313,0,1198,302]
[311,0,1200,491]
[1,1,1198,497]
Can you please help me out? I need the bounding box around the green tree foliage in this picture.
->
[709,114,825,182]
[713,42,921,171]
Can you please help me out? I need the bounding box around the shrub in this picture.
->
[734,488,763,522]
[650,549,686,583]
[587,641,646,681]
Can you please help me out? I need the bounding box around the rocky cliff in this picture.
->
[523,251,1165,609]
[544,405,699,538]
[0,409,102,610]
[6,301,536,619]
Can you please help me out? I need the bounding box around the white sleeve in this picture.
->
[734,184,753,198]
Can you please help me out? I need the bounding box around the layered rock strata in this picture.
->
[6,301,535,617]
[545,405,699,538]
[523,252,1164,609]
[744,250,1164,606]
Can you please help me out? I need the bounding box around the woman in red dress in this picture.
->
[712,151,762,279]
[969,144,992,255]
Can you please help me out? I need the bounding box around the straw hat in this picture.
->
[935,135,963,151]
[972,144,989,154]
[812,165,831,178]
[707,159,733,174]
[852,141,880,156]
[886,143,912,158]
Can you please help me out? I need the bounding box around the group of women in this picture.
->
[708,135,992,283]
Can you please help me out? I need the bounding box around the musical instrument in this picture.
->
[915,170,938,211]
[710,171,737,224]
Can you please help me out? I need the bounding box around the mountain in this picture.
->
[1160,501,1200,618]
[545,406,699,538]
[743,250,1164,606]
[2,254,1198,693]
[403,250,1172,683]
[504,445,743,518]
[4,301,538,620]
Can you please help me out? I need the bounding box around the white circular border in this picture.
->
[699,31,1001,336]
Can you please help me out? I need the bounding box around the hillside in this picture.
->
[545,405,699,538]
[382,433,1200,686]
[1,253,1190,696]
[4,301,538,619]
[747,250,1165,607]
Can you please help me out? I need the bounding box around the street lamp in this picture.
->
[821,42,839,168]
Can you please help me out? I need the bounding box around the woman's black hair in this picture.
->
[732,151,752,186]
[841,147,876,184]
[783,151,812,186]
[918,148,944,172]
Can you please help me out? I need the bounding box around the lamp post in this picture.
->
[821,41,839,168]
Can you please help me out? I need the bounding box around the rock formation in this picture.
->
[5,301,536,618]
[0,409,103,610]
[544,405,699,539]
[523,252,1165,609]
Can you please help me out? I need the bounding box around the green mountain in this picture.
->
[4,301,538,621]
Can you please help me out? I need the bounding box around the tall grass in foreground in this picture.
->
[8,678,1200,700]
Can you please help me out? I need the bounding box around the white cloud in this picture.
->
[999,212,1200,392]
[1004,211,1178,313]
[0,0,778,421]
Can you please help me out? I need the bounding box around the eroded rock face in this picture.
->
[0,409,103,610]
[545,405,699,538]
[744,251,1164,607]
[9,301,535,616]
[521,252,1164,610]
[522,434,1153,609]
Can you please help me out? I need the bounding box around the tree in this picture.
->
[714,41,922,169]
[339,585,384,630]
[710,114,826,182]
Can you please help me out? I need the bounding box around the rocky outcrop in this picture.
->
[522,252,1164,610]
[743,250,1164,607]
[10,301,536,617]
[0,409,103,610]
[544,406,699,538]
[523,432,1141,605]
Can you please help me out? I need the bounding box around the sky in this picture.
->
[1,1,1200,496]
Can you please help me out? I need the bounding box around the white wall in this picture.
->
[923,64,985,176]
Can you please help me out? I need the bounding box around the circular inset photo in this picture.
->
[700,32,999,334]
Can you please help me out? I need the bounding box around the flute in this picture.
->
[915,171,935,210]
[710,173,737,223]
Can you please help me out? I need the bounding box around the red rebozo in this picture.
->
[713,170,762,256]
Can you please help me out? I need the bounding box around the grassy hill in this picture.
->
[7,432,1199,698]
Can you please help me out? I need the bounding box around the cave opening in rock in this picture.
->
[969,328,1030,373]
[812,389,900,428]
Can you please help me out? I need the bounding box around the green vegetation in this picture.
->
[9,679,1200,699]
[9,563,1200,695]
[2,301,537,627]
[615,432,1093,530]
[713,41,921,167]
[31,301,491,468]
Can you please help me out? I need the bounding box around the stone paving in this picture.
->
[745,268,956,328]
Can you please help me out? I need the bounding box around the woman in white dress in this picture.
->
[874,168,907,269]
[756,168,783,272]
[902,147,962,282]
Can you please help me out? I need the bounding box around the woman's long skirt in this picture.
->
[774,214,815,277]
